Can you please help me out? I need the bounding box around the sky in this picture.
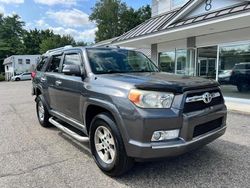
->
[0,0,151,43]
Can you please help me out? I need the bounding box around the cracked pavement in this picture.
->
[0,81,249,188]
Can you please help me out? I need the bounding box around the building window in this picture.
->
[159,51,175,73]
[18,59,23,64]
[171,0,188,9]
[26,59,31,64]
[159,49,195,76]
[219,43,250,99]
[6,66,9,71]
[176,49,195,76]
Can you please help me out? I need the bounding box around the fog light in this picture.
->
[151,130,180,141]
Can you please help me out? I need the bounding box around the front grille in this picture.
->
[193,118,223,138]
[183,89,224,113]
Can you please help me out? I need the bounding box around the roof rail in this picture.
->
[105,45,120,49]
[45,45,73,54]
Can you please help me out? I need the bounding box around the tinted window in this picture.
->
[23,73,31,76]
[36,57,47,71]
[235,64,246,69]
[63,53,82,66]
[47,55,62,72]
[87,48,158,74]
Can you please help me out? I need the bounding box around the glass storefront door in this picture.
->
[197,46,218,80]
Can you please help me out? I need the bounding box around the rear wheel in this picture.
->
[36,96,51,127]
[89,113,134,177]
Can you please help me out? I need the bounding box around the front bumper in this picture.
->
[124,104,227,159]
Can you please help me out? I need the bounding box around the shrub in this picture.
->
[0,74,5,81]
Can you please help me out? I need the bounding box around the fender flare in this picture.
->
[83,98,130,146]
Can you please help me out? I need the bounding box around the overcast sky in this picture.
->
[0,0,151,42]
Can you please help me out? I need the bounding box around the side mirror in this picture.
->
[62,64,82,76]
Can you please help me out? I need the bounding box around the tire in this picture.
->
[36,95,52,128]
[89,113,134,177]
[15,77,20,81]
[237,83,249,92]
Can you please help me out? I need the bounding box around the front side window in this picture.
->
[87,48,158,74]
[47,55,62,73]
[63,53,82,66]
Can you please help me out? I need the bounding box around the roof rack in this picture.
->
[105,45,120,49]
[45,45,73,54]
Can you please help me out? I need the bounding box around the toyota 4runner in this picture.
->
[32,46,227,176]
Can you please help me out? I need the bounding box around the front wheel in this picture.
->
[89,113,134,177]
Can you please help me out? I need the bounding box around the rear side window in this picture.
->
[23,73,31,75]
[36,57,47,71]
[47,55,62,72]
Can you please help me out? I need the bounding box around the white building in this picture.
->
[3,55,40,81]
[108,0,250,100]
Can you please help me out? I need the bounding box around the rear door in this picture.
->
[53,50,85,122]
[44,54,63,112]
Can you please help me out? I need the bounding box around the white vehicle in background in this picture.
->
[11,73,32,81]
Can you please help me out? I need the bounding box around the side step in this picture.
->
[49,117,89,142]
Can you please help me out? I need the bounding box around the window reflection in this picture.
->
[159,51,175,73]
[219,43,250,98]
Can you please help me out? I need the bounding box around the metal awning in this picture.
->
[114,1,250,43]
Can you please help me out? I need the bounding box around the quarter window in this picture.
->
[47,55,62,72]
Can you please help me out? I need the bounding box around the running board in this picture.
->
[49,117,89,142]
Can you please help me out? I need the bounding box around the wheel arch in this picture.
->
[83,99,130,147]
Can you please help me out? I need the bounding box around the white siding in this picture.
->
[196,27,250,47]
[13,55,40,74]
[158,38,187,52]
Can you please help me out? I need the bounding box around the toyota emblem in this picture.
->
[202,92,212,104]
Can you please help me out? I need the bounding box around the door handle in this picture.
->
[55,80,62,86]
[41,77,46,82]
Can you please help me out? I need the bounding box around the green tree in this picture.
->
[0,14,25,72]
[23,29,42,54]
[90,0,151,42]
[39,34,76,54]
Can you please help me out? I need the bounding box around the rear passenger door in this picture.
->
[54,50,84,122]
[45,54,63,112]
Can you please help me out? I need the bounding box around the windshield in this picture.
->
[86,48,159,74]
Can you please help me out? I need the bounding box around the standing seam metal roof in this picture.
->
[115,1,250,42]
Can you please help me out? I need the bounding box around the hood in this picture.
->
[98,72,219,93]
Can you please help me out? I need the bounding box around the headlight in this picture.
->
[128,89,174,108]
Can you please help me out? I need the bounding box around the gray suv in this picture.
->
[32,46,227,176]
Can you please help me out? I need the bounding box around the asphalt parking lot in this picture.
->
[0,81,249,188]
